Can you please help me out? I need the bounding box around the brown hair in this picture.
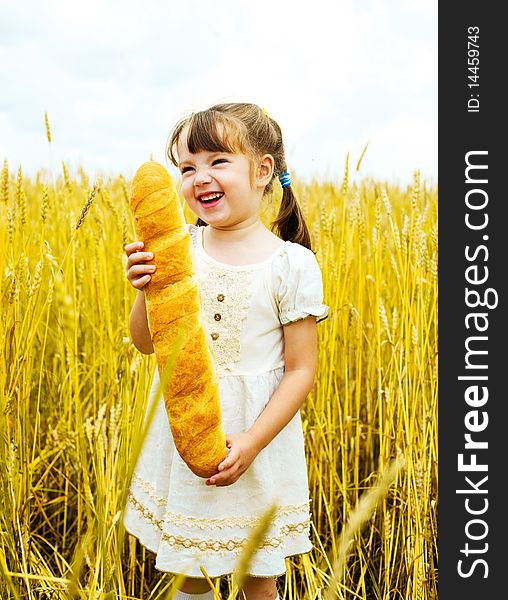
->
[167,103,312,250]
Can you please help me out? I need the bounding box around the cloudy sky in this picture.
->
[0,0,437,185]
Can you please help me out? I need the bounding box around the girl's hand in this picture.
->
[205,432,260,487]
[125,241,156,289]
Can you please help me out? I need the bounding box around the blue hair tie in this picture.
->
[279,171,291,188]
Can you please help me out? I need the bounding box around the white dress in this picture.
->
[123,224,329,578]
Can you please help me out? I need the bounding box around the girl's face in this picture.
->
[177,132,269,229]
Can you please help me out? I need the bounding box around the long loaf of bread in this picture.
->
[130,161,226,478]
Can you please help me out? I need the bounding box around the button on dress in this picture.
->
[124,224,329,578]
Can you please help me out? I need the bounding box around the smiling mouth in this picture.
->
[199,192,224,204]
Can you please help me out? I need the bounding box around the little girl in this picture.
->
[123,103,329,600]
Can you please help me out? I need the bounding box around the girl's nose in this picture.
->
[194,169,212,186]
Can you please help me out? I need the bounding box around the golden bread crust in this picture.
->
[130,161,227,478]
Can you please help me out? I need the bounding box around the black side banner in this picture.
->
[439,4,505,597]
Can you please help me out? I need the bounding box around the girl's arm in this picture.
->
[130,290,154,354]
[206,316,317,486]
[247,316,317,450]
[125,241,155,355]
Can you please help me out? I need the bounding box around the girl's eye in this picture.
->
[212,158,228,166]
[180,166,194,174]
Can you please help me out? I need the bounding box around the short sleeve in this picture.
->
[273,244,329,325]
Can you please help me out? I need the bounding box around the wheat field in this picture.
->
[0,145,437,599]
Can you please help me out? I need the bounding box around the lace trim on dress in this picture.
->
[129,475,311,530]
[188,223,199,248]
[164,503,311,530]
[188,225,252,374]
[279,304,330,325]
[199,268,252,374]
[128,491,164,530]
[127,491,310,555]
[161,521,310,554]
[132,473,167,507]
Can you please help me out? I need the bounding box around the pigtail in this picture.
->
[271,184,313,251]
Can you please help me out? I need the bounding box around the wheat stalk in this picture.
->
[324,456,406,600]
[75,180,101,230]
[230,503,279,598]
[44,111,52,143]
